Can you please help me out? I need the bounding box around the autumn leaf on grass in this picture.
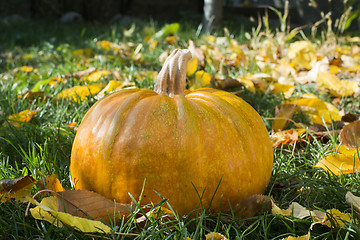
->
[205,232,228,240]
[66,122,77,131]
[271,128,307,147]
[21,66,35,72]
[316,71,359,97]
[270,83,295,99]
[314,145,360,175]
[37,174,65,193]
[288,41,316,70]
[272,104,298,131]
[281,232,310,240]
[283,95,341,125]
[0,176,35,202]
[272,201,355,228]
[57,83,105,102]
[188,40,205,67]
[29,195,111,233]
[83,70,110,82]
[339,120,360,149]
[154,22,180,38]
[187,57,198,76]
[8,109,39,127]
[71,48,94,58]
[189,70,212,90]
[29,190,132,233]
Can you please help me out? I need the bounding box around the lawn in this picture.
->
[1,12,360,240]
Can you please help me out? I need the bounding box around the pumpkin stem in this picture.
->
[154,49,192,97]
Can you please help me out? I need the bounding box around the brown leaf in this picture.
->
[0,176,35,202]
[339,120,360,149]
[65,67,96,79]
[205,232,228,240]
[341,113,359,123]
[56,190,131,224]
[188,40,205,67]
[232,194,272,219]
[18,91,47,103]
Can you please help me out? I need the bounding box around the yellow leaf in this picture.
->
[283,96,341,125]
[164,36,177,44]
[8,109,39,127]
[312,209,353,228]
[272,104,297,131]
[30,196,112,233]
[316,71,358,97]
[271,83,295,99]
[314,147,360,175]
[84,70,110,82]
[97,80,123,97]
[71,48,94,58]
[187,57,198,76]
[0,176,35,202]
[21,66,34,72]
[190,70,212,90]
[288,41,316,70]
[281,233,310,240]
[96,40,112,50]
[205,232,228,240]
[57,83,105,102]
[236,78,256,93]
[37,174,65,193]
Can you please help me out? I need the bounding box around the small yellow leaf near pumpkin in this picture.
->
[84,70,111,82]
[187,57,198,76]
[164,35,177,45]
[339,120,360,149]
[97,80,123,97]
[345,191,360,213]
[189,70,212,90]
[316,71,358,97]
[288,41,316,70]
[272,104,297,131]
[37,174,65,193]
[311,209,354,228]
[8,109,39,127]
[314,145,360,175]
[57,83,105,102]
[66,122,78,131]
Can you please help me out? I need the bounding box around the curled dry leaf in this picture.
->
[37,174,65,193]
[339,120,360,149]
[287,41,316,70]
[0,176,35,202]
[316,71,359,97]
[56,83,105,102]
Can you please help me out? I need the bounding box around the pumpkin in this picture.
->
[70,49,273,216]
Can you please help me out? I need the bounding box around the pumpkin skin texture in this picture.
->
[70,50,273,216]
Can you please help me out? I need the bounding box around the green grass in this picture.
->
[1,19,360,239]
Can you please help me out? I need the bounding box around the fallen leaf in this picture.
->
[8,109,39,127]
[189,70,212,90]
[66,122,77,131]
[29,195,111,233]
[18,91,47,103]
[272,104,297,131]
[96,80,123,97]
[57,83,105,102]
[56,190,131,224]
[232,194,272,219]
[187,57,198,76]
[316,71,358,97]
[314,145,360,175]
[345,191,360,213]
[21,66,34,72]
[205,232,228,240]
[270,83,295,99]
[339,120,360,149]
[154,22,180,38]
[311,209,353,228]
[37,174,65,193]
[288,41,316,70]
[67,67,96,79]
[84,70,110,82]
[71,48,94,58]
[0,176,35,202]
[281,232,310,240]
[271,128,307,147]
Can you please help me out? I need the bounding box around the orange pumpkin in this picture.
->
[70,49,273,216]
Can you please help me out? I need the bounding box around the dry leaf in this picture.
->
[8,109,39,127]
[18,91,47,103]
[56,190,131,224]
[188,40,204,67]
[316,71,358,97]
[272,104,297,131]
[72,48,94,58]
[67,67,96,79]
[37,174,65,193]
[314,145,360,175]
[281,232,310,240]
[187,57,198,76]
[339,120,360,149]
[66,122,77,131]
[57,83,105,102]
[232,194,272,219]
[29,196,111,233]
[84,70,110,82]
[271,128,306,147]
[288,41,316,70]
[0,176,35,202]
[189,70,212,90]
[345,191,360,213]
[205,232,228,240]
[270,83,295,99]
